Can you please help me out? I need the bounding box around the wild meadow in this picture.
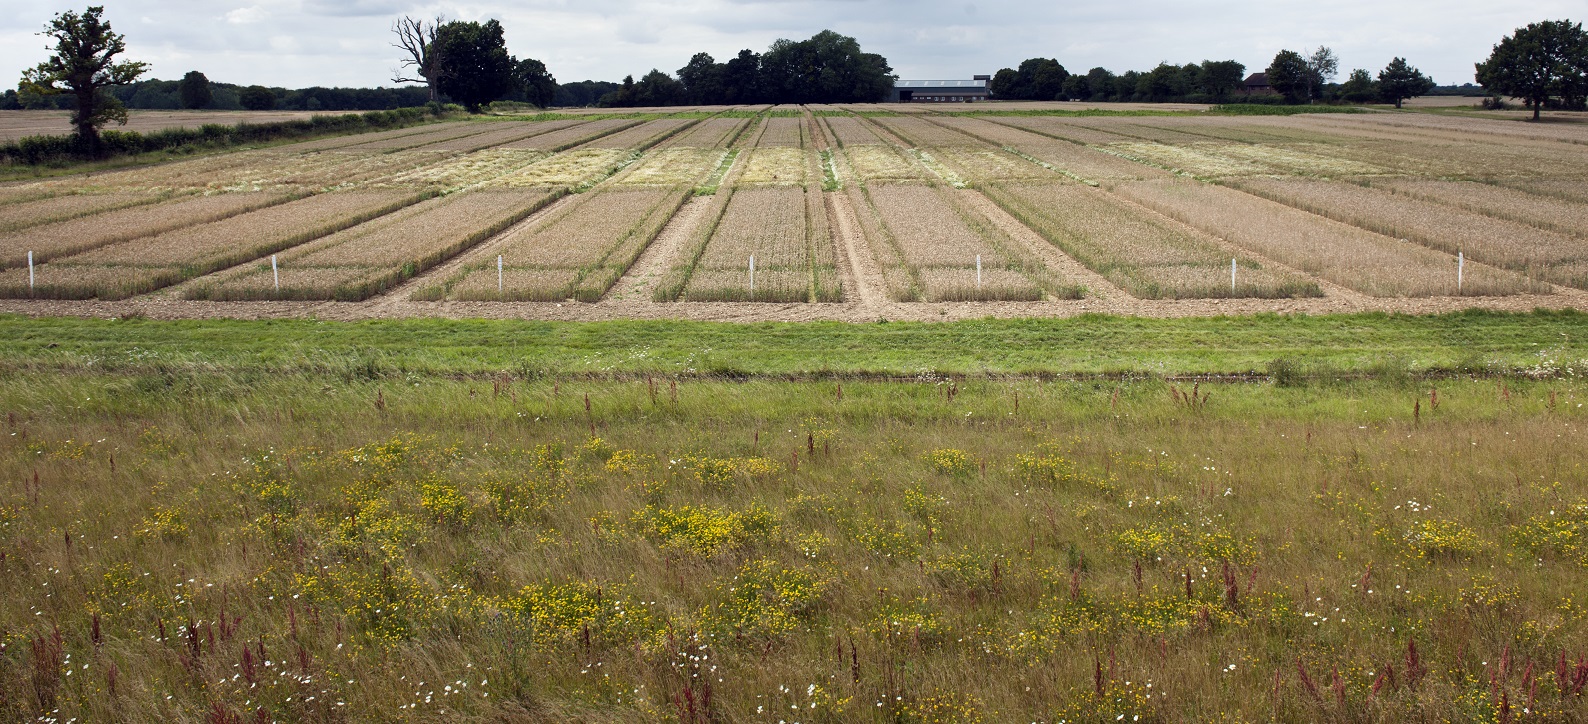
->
[2,351,1587,722]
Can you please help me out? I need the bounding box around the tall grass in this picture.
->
[1,370,1585,721]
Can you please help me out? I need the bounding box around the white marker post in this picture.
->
[976,254,982,292]
[271,255,279,292]
[749,255,756,300]
[27,251,34,293]
[498,255,504,294]
[1457,251,1464,294]
[1231,258,1237,293]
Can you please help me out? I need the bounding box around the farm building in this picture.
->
[890,77,990,103]
[1242,73,1277,96]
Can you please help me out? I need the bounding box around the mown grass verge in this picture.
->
[2,310,1586,379]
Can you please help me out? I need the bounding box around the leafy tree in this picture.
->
[633,69,687,106]
[239,84,275,110]
[760,30,892,103]
[1060,73,1089,101]
[178,70,212,109]
[1084,67,1116,101]
[989,68,1020,99]
[433,19,516,112]
[0,90,19,110]
[721,49,762,103]
[677,52,725,105]
[1023,58,1068,100]
[1377,57,1435,108]
[1475,19,1588,120]
[1113,70,1142,101]
[1306,47,1339,101]
[391,15,445,103]
[991,58,1067,100]
[18,6,149,152]
[555,80,620,107]
[1197,60,1246,100]
[1339,68,1377,103]
[1266,50,1312,103]
[1140,63,1187,101]
[512,57,557,108]
[599,75,637,107]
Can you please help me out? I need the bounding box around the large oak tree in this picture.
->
[433,19,516,113]
[19,6,148,153]
[1475,19,1588,120]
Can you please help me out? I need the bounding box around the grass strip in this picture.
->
[2,310,1587,379]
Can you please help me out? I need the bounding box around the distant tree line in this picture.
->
[990,58,1252,103]
[596,30,894,107]
[988,52,1434,106]
[4,76,436,112]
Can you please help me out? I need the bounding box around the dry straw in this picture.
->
[989,181,1306,300]
[1114,178,1541,298]
[1233,177,1588,290]
[192,188,559,301]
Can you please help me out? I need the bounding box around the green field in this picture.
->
[2,314,1588,722]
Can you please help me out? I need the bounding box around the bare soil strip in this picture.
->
[9,288,1586,324]
[604,195,717,303]
[827,191,886,307]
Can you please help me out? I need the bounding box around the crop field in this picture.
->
[583,119,695,150]
[1113,179,1541,298]
[7,312,1588,722]
[851,182,1070,302]
[1230,178,1588,289]
[678,186,838,302]
[0,106,1584,319]
[982,183,1317,299]
[655,114,843,304]
[436,188,687,302]
[187,189,556,301]
[0,192,164,233]
[658,118,752,149]
[0,191,294,268]
[4,191,421,299]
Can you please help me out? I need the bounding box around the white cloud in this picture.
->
[225,6,269,24]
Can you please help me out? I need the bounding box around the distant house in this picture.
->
[1242,73,1277,96]
[891,77,990,103]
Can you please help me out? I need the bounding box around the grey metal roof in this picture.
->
[895,79,987,89]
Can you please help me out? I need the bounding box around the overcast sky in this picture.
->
[2,0,1580,91]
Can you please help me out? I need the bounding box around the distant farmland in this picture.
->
[0,109,364,143]
[2,103,1587,321]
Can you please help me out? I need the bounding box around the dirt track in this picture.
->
[2,282,1582,324]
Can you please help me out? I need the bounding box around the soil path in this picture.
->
[604,195,714,303]
[827,192,886,308]
[6,288,1582,323]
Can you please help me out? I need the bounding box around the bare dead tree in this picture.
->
[391,15,445,102]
